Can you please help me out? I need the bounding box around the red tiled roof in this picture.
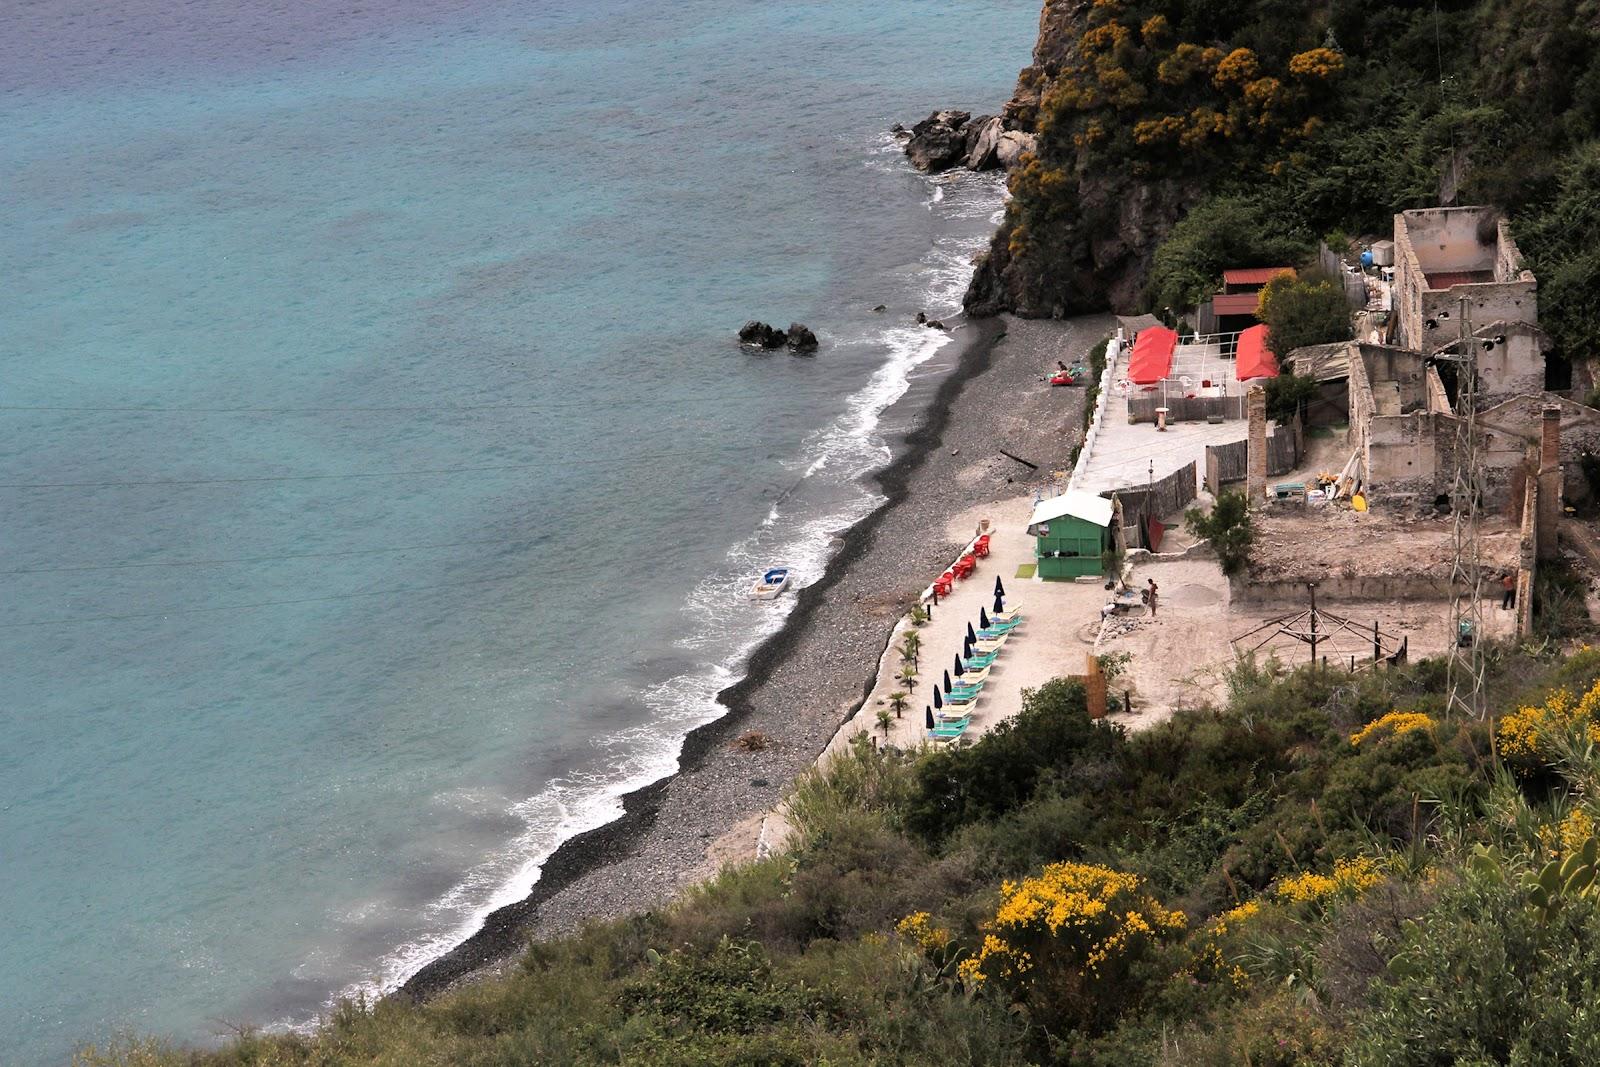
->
[1223,266,1295,287]
[1128,326,1177,385]
[1212,292,1263,316]
[1235,324,1278,380]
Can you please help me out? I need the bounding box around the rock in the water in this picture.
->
[738,320,787,349]
[871,304,887,312]
[915,311,927,324]
[904,110,971,173]
[890,123,909,141]
[996,130,1038,170]
[786,323,818,352]
[927,319,947,331]
[963,115,1004,171]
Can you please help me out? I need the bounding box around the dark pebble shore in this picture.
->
[399,310,1113,1000]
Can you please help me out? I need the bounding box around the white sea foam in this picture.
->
[306,149,1010,1028]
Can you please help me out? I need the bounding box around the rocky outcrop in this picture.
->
[738,321,787,349]
[902,110,1035,174]
[962,115,1004,170]
[786,323,818,352]
[959,0,1201,319]
[995,130,1037,171]
[965,174,1198,318]
[1002,0,1090,129]
[905,110,972,173]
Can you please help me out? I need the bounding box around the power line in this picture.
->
[0,534,547,576]
[0,572,530,629]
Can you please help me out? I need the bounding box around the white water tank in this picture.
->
[1369,239,1395,267]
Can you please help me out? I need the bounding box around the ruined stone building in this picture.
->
[1393,206,1539,355]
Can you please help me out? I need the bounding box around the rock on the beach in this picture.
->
[786,323,818,353]
[904,110,970,173]
[995,130,1038,170]
[963,115,1004,170]
[926,319,947,331]
[738,320,788,349]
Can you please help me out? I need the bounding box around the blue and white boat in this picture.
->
[749,567,791,600]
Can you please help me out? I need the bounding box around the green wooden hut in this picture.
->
[1027,490,1114,580]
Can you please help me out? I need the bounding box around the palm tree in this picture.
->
[876,708,893,739]
[900,630,921,670]
[888,691,909,719]
[898,664,918,690]
[909,603,929,627]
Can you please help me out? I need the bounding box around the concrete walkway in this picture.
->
[1075,338,1252,496]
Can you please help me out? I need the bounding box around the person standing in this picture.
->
[1502,572,1516,610]
[1146,578,1159,618]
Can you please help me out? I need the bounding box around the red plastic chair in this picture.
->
[973,539,990,559]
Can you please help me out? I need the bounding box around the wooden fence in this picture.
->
[1127,394,1249,424]
[1110,462,1199,549]
[1203,427,1300,495]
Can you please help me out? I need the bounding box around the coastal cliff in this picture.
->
[959,0,1600,378]
[965,0,1196,318]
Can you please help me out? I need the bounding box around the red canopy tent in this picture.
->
[1235,324,1278,381]
[1126,326,1177,385]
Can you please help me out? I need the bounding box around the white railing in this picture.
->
[1065,330,1123,493]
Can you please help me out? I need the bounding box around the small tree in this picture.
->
[876,708,893,738]
[909,603,929,626]
[898,664,918,690]
[1185,491,1254,576]
[900,630,921,669]
[1264,368,1318,423]
[888,691,909,719]
[1257,271,1351,359]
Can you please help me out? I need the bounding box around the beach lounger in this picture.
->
[964,651,999,668]
[972,638,1007,654]
[952,667,991,685]
[946,691,980,707]
[948,681,984,698]
[930,723,969,742]
[934,710,973,724]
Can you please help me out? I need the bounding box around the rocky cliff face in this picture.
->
[963,0,1197,319]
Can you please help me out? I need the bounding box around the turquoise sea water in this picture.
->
[1,2,1038,1061]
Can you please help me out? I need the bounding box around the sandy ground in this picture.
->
[1097,552,1521,721]
[828,495,1106,753]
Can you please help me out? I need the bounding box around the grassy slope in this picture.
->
[80,632,1600,1066]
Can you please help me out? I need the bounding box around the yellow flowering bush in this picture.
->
[1139,14,1171,46]
[895,911,952,954]
[1133,115,1184,146]
[1212,47,1260,88]
[1274,856,1384,906]
[1499,679,1600,763]
[1184,900,1261,990]
[953,862,1185,1026]
[1288,47,1346,80]
[1350,711,1434,747]
[1538,808,1597,858]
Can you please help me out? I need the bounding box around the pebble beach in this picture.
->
[403,310,1114,996]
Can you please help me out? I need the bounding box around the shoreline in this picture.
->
[398,314,1003,999]
[400,308,1112,1000]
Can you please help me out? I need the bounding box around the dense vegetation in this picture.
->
[989,0,1600,364]
[83,636,1600,1066]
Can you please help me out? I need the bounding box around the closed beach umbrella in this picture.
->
[980,607,991,629]
[953,654,965,678]
[994,576,1006,599]
[933,687,943,710]
[925,706,935,731]
[943,670,952,693]
[963,634,973,658]
[994,593,1006,615]
[966,622,977,644]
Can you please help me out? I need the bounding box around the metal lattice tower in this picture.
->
[1442,297,1488,718]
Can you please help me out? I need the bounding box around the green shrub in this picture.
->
[1257,271,1351,359]
[1185,492,1254,575]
